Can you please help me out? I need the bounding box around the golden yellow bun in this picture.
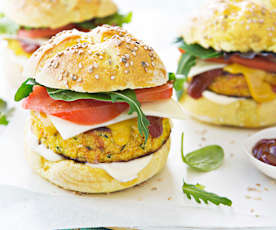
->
[2,0,117,29]
[24,26,167,92]
[180,91,276,128]
[181,0,276,52]
[24,126,170,193]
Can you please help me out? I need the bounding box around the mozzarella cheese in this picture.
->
[50,99,186,140]
[28,127,152,182]
[189,60,226,78]
[202,90,243,105]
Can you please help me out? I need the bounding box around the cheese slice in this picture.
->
[224,64,276,103]
[50,99,186,140]
[189,60,226,78]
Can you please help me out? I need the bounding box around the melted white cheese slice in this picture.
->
[189,60,226,78]
[28,127,152,182]
[50,99,186,140]
[86,155,152,182]
[202,90,243,105]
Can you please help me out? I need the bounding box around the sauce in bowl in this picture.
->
[252,139,276,166]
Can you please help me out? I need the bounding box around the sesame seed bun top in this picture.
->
[180,0,276,52]
[23,25,168,93]
[2,0,117,29]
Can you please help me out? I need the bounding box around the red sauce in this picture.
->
[252,139,276,166]
[147,116,163,138]
[188,69,223,99]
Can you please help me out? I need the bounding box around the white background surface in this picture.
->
[1,0,276,229]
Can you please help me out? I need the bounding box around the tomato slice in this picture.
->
[23,86,128,125]
[23,83,172,125]
[206,55,276,72]
[135,82,173,102]
[18,24,75,39]
[178,48,186,54]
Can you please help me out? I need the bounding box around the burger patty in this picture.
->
[208,73,251,97]
[189,71,276,98]
[30,112,171,163]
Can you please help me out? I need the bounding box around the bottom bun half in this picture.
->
[180,92,276,128]
[24,125,171,193]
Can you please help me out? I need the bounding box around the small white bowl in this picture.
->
[243,127,276,179]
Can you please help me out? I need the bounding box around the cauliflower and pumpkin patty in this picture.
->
[30,112,171,163]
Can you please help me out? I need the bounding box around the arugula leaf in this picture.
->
[0,14,19,34]
[182,182,232,206]
[15,78,150,141]
[177,53,196,76]
[47,88,111,102]
[109,90,150,142]
[14,78,38,102]
[181,132,224,172]
[178,38,223,59]
[76,12,132,30]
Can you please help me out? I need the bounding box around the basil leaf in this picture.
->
[76,12,132,30]
[109,90,150,142]
[182,182,232,206]
[14,78,38,102]
[0,15,19,35]
[178,39,223,59]
[181,132,224,172]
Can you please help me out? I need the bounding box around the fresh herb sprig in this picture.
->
[182,182,232,206]
[76,12,132,30]
[0,98,13,126]
[0,13,19,35]
[174,37,223,99]
[15,78,150,141]
[180,133,224,172]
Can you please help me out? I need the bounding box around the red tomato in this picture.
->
[23,86,128,125]
[23,83,172,125]
[206,55,276,72]
[178,48,186,54]
[135,82,173,102]
[18,24,75,39]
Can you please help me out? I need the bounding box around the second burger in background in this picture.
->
[176,0,276,128]
[15,25,186,193]
[0,0,131,88]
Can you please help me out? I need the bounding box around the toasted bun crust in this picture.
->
[180,92,276,128]
[181,0,276,52]
[24,125,170,193]
[2,0,117,29]
[24,26,167,92]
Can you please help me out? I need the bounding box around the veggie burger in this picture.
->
[0,0,131,87]
[176,0,276,127]
[15,25,185,193]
